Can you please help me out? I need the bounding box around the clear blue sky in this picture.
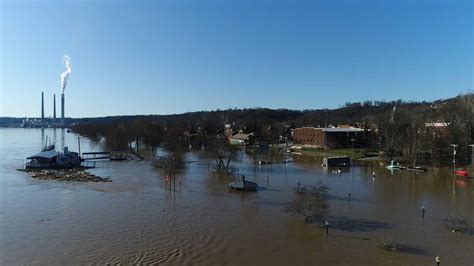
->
[1,0,472,118]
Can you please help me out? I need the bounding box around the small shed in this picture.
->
[229,133,255,145]
[26,151,60,169]
[228,175,258,192]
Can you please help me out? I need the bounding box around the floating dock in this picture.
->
[81,151,130,161]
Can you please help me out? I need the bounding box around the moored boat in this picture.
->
[407,166,428,172]
[386,160,406,170]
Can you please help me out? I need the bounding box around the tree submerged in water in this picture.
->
[443,216,471,233]
[208,138,240,175]
[153,151,185,172]
[377,237,398,252]
[287,182,330,223]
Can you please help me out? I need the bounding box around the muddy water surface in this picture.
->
[1,128,473,265]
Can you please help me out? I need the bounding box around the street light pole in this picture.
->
[172,156,176,192]
[188,143,192,164]
[450,144,458,173]
[469,144,474,172]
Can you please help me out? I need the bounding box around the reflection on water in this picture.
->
[61,128,65,150]
[0,128,473,265]
[53,128,57,150]
[40,128,63,150]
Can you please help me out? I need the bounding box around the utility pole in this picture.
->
[324,109,328,158]
[77,136,81,157]
[173,156,176,192]
[41,91,44,128]
[469,144,474,172]
[53,94,56,125]
[167,157,173,191]
[450,144,458,173]
[350,138,355,166]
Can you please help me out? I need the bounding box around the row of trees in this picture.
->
[364,94,473,167]
[72,93,473,168]
[72,117,240,173]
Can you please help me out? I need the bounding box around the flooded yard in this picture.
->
[1,128,473,265]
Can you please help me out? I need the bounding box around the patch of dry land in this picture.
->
[20,169,111,182]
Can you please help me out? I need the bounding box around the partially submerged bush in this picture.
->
[153,153,185,171]
[287,182,329,223]
[443,216,471,233]
[377,237,398,252]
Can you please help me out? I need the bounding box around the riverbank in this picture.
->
[290,146,373,160]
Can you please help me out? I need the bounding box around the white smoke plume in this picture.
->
[60,55,72,93]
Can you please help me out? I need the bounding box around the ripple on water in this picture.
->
[2,129,474,265]
[87,200,225,265]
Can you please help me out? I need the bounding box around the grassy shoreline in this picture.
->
[294,147,370,160]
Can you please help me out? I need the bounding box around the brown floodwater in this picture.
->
[1,128,473,265]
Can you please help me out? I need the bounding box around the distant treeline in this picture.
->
[62,93,474,167]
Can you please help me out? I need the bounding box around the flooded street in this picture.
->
[1,128,473,265]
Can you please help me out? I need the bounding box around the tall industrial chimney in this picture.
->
[61,93,65,126]
[53,94,56,125]
[41,91,44,127]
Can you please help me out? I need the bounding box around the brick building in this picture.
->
[292,127,366,148]
[292,127,326,146]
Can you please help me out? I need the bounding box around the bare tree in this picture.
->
[208,138,240,174]
[142,122,164,159]
[404,107,426,167]
[443,216,471,232]
[377,237,398,252]
[287,182,330,223]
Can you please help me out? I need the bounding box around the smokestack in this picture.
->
[53,94,56,125]
[59,55,71,128]
[60,55,71,94]
[41,91,44,127]
[61,93,65,126]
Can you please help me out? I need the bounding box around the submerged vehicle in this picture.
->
[455,169,470,178]
[407,166,428,172]
[25,147,81,169]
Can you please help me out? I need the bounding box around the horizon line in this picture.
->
[2,91,472,120]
